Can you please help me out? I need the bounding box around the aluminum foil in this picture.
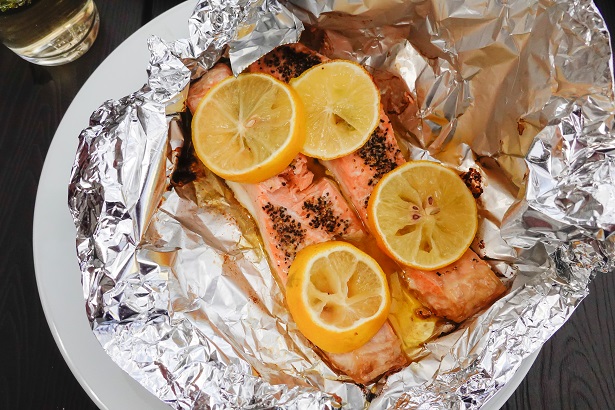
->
[68,0,615,408]
[168,0,303,76]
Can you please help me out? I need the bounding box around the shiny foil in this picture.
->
[68,0,615,408]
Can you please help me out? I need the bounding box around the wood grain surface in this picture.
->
[0,0,613,409]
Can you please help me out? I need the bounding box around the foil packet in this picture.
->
[68,0,615,408]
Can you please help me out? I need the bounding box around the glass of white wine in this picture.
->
[0,0,99,66]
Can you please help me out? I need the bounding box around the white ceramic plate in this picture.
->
[32,1,538,408]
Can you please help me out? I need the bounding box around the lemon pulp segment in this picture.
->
[388,272,439,356]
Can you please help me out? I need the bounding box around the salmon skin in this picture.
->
[187,62,408,385]
[403,249,507,323]
[249,43,406,224]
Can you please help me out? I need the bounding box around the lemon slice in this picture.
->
[367,161,478,270]
[290,60,380,160]
[192,73,305,183]
[388,272,438,356]
[286,241,390,354]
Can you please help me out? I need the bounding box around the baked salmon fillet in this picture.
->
[225,158,407,384]
[403,249,507,323]
[247,42,326,82]
[226,154,364,284]
[326,323,407,384]
[187,62,408,385]
[248,43,406,224]
[321,116,405,223]
[226,159,407,384]
[186,63,232,113]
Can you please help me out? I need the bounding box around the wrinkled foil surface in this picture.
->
[68,0,615,408]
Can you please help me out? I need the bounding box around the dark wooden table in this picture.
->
[1,0,613,409]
